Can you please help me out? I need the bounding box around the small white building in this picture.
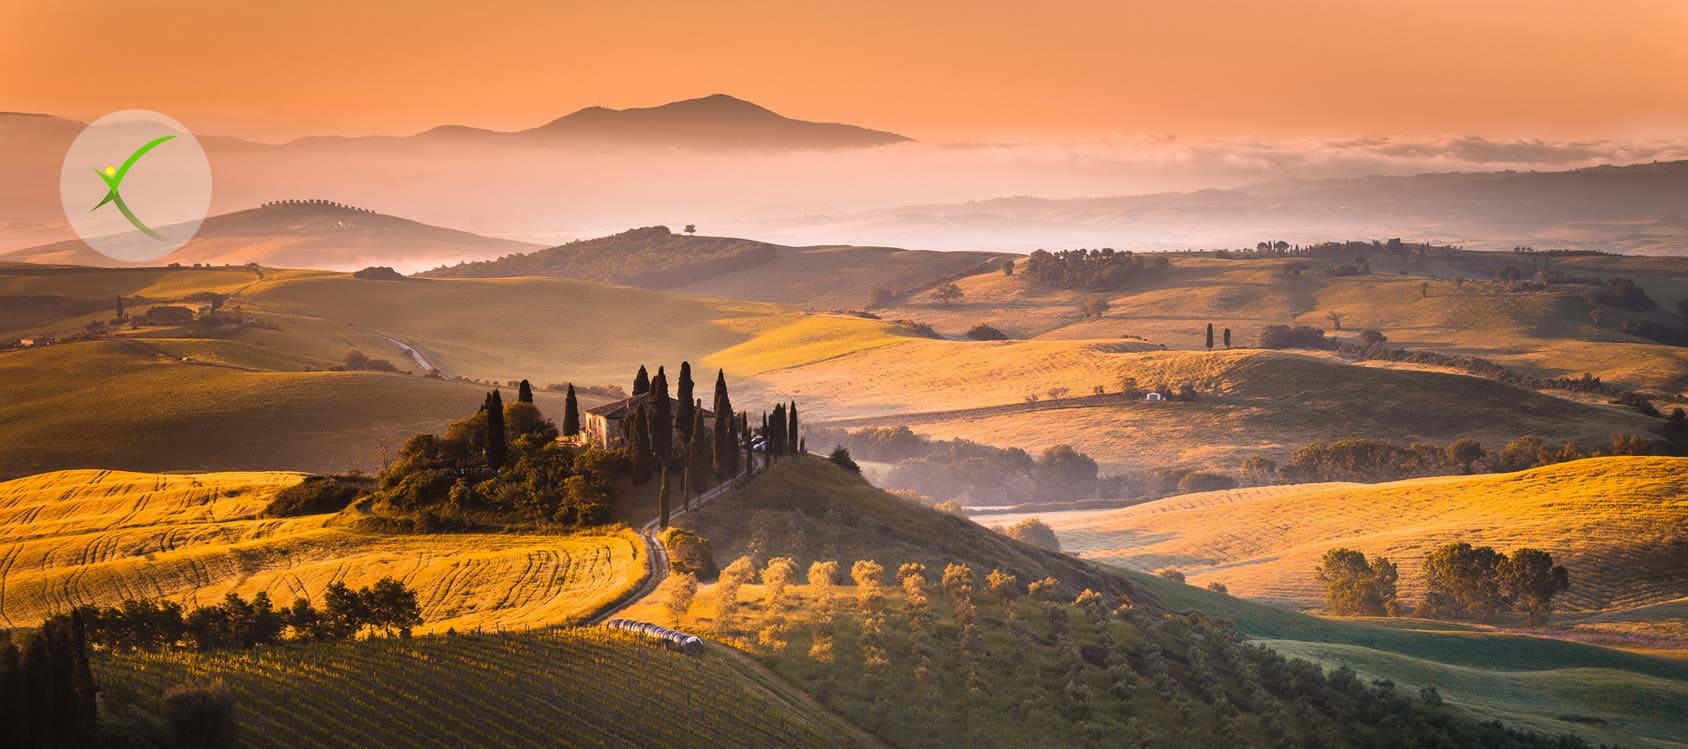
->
[1144,392,1165,402]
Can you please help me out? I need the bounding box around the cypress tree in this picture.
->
[787,401,799,455]
[627,403,652,484]
[762,411,773,461]
[633,365,650,396]
[676,361,695,442]
[744,412,755,475]
[1223,328,1232,349]
[517,379,533,404]
[485,390,507,469]
[651,367,673,460]
[687,401,710,500]
[114,296,125,320]
[768,404,786,461]
[1206,323,1214,351]
[658,465,671,529]
[712,370,736,479]
[562,384,580,436]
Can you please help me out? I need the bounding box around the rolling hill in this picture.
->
[622,457,1675,748]
[989,457,1688,616]
[741,336,1662,473]
[0,340,593,478]
[423,225,1004,309]
[0,202,538,272]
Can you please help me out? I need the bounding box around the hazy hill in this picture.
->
[0,202,538,272]
[424,225,1004,309]
[781,159,1688,254]
[286,94,911,152]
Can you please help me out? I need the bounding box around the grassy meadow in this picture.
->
[0,469,645,633]
[989,457,1688,614]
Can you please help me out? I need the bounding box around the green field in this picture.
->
[1131,571,1688,748]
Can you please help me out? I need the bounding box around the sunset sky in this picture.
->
[6,0,1687,143]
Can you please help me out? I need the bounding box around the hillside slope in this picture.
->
[423,225,1002,309]
[995,457,1688,612]
[95,627,868,748]
[758,342,1661,472]
[0,203,538,272]
[0,340,584,478]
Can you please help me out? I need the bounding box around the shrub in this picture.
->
[660,528,718,579]
[263,475,369,517]
[1583,277,1655,310]
[1258,324,1329,350]
[162,682,239,749]
[1001,518,1060,552]
[966,324,1008,340]
[342,349,400,372]
[1157,568,1186,583]
[828,446,861,475]
[1175,471,1236,494]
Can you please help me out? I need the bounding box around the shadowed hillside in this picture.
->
[424,225,1003,309]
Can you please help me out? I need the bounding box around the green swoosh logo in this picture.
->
[91,135,175,241]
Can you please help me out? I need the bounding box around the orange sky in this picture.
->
[5,0,1687,143]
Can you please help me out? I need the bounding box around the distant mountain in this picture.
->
[0,202,538,271]
[764,160,1688,254]
[423,225,1004,308]
[287,94,912,152]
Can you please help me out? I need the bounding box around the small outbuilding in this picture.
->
[1144,392,1165,402]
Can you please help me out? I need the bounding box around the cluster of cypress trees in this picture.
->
[1,612,99,746]
[482,389,506,469]
[624,362,773,528]
[762,401,802,460]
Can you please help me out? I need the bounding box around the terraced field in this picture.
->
[993,457,1688,612]
[0,470,645,633]
[95,627,867,749]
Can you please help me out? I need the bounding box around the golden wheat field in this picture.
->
[0,470,645,633]
[988,456,1688,612]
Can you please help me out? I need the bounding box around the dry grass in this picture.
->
[992,456,1688,613]
[0,469,645,634]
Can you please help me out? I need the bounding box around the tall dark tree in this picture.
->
[687,401,710,504]
[676,362,695,442]
[712,370,737,478]
[743,412,755,476]
[562,384,581,437]
[517,379,534,404]
[1206,323,1214,351]
[627,403,653,484]
[787,401,800,455]
[114,296,125,320]
[485,390,507,470]
[768,404,787,461]
[633,365,651,396]
[651,367,673,460]
[1223,328,1232,349]
[658,464,671,529]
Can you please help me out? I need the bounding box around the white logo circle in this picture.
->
[59,110,213,262]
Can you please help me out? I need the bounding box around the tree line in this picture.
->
[809,425,1101,505]
[1317,544,1570,624]
[70,578,423,653]
[1019,248,1171,291]
[1244,429,1685,486]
